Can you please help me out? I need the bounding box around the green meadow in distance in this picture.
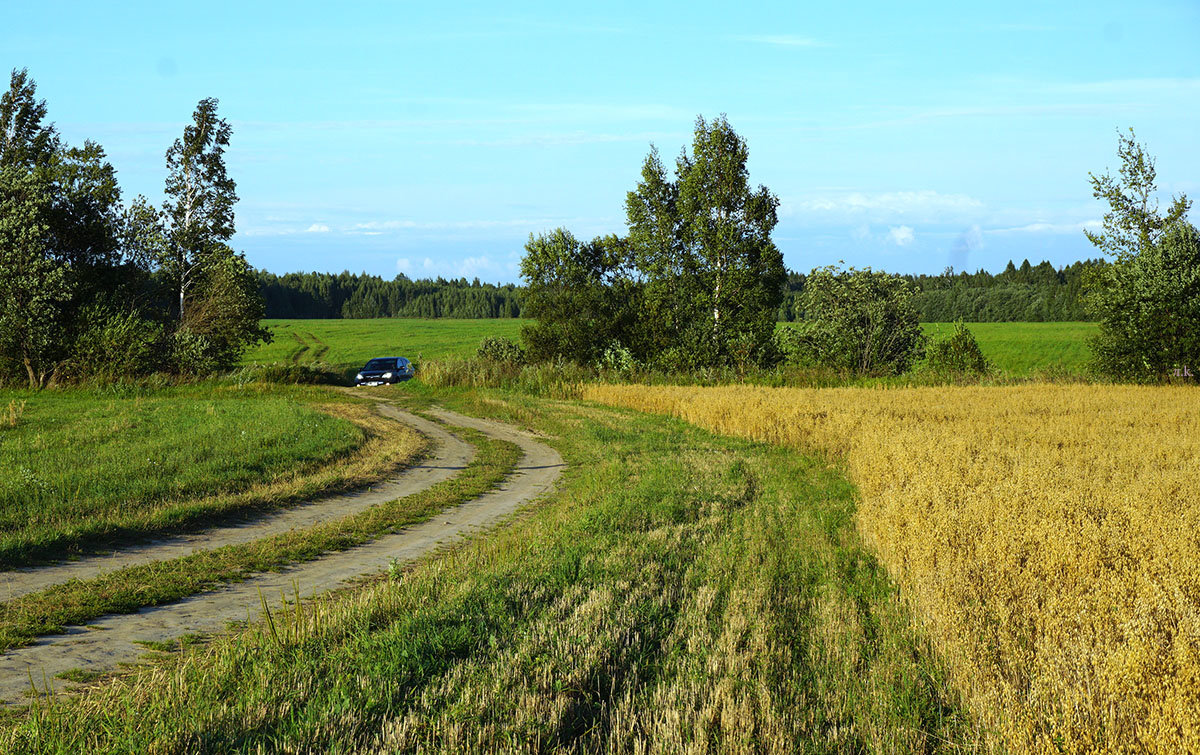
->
[246,318,1096,377]
[920,321,1096,375]
[244,319,526,371]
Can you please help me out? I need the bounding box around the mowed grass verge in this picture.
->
[587,383,1200,753]
[0,424,518,653]
[3,387,972,753]
[0,385,423,568]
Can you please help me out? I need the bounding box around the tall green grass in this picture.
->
[0,385,363,567]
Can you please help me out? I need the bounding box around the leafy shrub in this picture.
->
[67,306,165,381]
[170,329,219,376]
[773,325,810,366]
[598,341,636,372]
[476,335,526,365]
[797,265,926,375]
[925,322,989,374]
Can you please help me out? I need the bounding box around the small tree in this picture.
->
[797,265,925,375]
[925,321,988,374]
[477,335,525,365]
[519,229,637,364]
[1084,129,1191,262]
[1083,130,1197,380]
[1088,223,1200,380]
[179,246,269,371]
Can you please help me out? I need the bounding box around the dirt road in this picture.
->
[0,405,563,703]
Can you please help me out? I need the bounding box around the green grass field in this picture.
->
[921,321,1096,375]
[0,427,516,653]
[0,385,401,568]
[247,318,1097,377]
[244,319,526,371]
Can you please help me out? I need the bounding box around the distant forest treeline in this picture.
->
[260,257,1108,322]
[779,258,1109,322]
[257,271,523,319]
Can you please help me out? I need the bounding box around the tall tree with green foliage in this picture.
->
[519,229,636,364]
[626,115,785,368]
[0,69,131,387]
[161,97,237,322]
[0,68,64,387]
[1083,130,1197,380]
[625,145,686,359]
[1085,129,1191,262]
[0,165,68,388]
[152,98,267,372]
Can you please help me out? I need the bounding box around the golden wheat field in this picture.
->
[584,383,1200,754]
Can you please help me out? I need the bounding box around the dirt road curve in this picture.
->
[0,405,472,604]
[0,405,563,704]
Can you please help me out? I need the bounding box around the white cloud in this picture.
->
[954,224,985,252]
[458,256,496,277]
[785,190,984,224]
[356,218,548,232]
[1043,77,1200,96]
[987,220,1102,235]
[397,254,517,281]
[737,34,829,47]
[304,223,330,233]
[887,225,915,246]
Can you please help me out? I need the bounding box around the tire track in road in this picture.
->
[0,406,563,703]
[0,406,471,603]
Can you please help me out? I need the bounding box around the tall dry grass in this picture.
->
[585,383,1200,753]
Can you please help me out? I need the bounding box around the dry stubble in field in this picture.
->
[585,383,1200,754]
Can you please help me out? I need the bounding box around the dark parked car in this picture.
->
[355,357,414,386]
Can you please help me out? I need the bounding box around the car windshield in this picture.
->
[364,359,396,370]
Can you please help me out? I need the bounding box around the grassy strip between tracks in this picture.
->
[3,387,977,753]
[0,425,519,654]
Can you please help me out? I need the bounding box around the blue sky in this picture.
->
[6,0,1197,283]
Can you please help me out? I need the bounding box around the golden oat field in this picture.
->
[584,383,1200,754]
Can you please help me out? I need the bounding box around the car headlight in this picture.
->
[383,372,393,378]
[356,373,363,380]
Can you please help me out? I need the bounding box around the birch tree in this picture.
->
[626,115,784,368]
[162,98,237,321]
[1084,131,1198,380]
